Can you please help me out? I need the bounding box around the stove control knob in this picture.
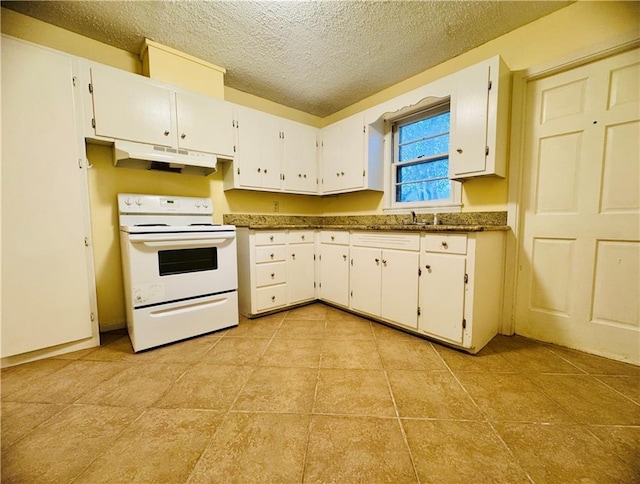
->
[135,198,143,206]
[202,200,209,208]
[195,200,201,208]
[124,197,133,206]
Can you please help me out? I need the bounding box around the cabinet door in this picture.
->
[419,253,466,343]
[320,121,342,192]
[340,114,366,190]
[349,247,381,317]
[449,62,490,177]
[287,244,316,304]
[319,244,350,307]
[236,106,281,189]
[282,120,318,193]
[175,91,234,157]
[381,250,419,328]
[2,38,94,357]
[90,66,174,147]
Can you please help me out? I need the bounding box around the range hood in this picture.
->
[113,140,217,176]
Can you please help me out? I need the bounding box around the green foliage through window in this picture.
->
[393,104,451,204]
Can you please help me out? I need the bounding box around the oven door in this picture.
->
[124,230,237,308]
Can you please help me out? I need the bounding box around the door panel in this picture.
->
[287,244,316,304]
[419,254,466,343]
[350,247,381,316]
[381,250,419,328]
[91,66,174,146]
[2,38,94,356]
[319,244,349,307]
[516,48,640,364]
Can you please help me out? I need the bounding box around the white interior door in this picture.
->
[516,48,640,364]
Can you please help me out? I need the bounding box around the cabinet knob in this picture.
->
[425,264,431,270]
[181,133,186,139]
[270,273,275,278]
[343,254,347,261]
[382,259,387,266]
[269,235,274,241]
[258,168,261,173]
[163,130,170,136]
[264,169,268,174]
[336,172,340,177]
[331,236,335,241]
[341,171,345,176]
[292,253,296,259]
[375,258,380,264]
[301,235,305,240]
[270,253,274,259]
[304,174,307,178]
[271,296,276,302]
[441,241,448,248]
[298,173,302,177]
[456,148,463,154]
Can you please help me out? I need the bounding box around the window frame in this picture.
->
[384,100,462,213]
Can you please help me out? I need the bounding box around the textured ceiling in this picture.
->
[2,1,572,117]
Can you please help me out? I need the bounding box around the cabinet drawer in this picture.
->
[422,234,467,254]
[255,231,286,246]
[256,284,287,312]
[287,230,315,244]
[255,246,286,263]
[320,230,349,245]
[255,262,286,287]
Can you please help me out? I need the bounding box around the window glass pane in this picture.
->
[399,133,449,162]
[399,112,450,144]
[396,179,451,202]
[397,158,449,183]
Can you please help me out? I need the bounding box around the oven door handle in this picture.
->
[129,234,235,248]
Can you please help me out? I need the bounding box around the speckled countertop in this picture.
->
[223,212,509,232]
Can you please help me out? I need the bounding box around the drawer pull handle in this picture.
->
[301,235,305,240]
[441,242,448,248]
[271,296,276,302]
[270,235,274,241]
[271,273,275,278]
[331,236,335,241]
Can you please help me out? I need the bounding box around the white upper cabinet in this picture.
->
[449,55,511,179]
[226,106,318,194]
[233,105,282,190]
[320,114,367,193]
[90,65,174,147]
[282,119,318,194]
[87,64,235,158]
[175,91,234,157]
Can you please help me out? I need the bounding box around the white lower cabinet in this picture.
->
[237,229,316,316]
[286,231,316,305]
[318,231,350,307]
[349,232,420,328]
[418,232,504,352]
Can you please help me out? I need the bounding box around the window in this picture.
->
[390,102,459,209]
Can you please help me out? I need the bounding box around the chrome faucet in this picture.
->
[410,210,417,224]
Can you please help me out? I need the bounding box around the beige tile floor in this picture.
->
[2,302,639,483]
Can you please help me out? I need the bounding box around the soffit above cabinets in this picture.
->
[2,0,572,117]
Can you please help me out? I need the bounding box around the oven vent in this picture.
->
[113,140,217,176]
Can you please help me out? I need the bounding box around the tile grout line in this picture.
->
[374,323,421,484]
[186,309,290,483]
[428,341,537,484]
[299,316,326,484]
